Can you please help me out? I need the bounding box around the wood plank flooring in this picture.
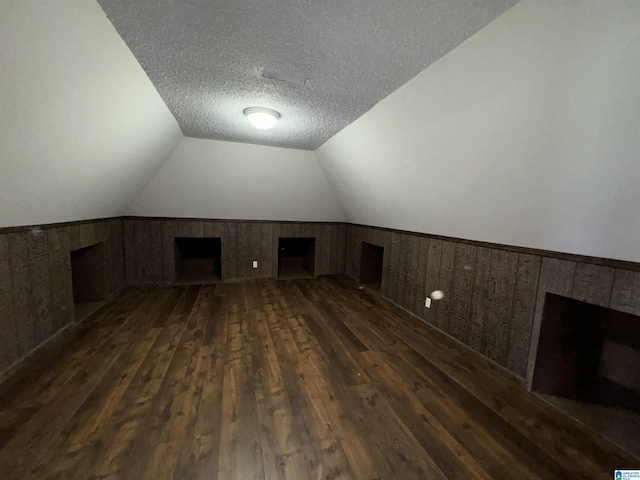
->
[0,276,636,479]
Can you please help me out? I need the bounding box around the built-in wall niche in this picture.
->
[175,237,222,285]
[278,237,315,279]
[359,242,384,291]
[70,242,106,321]
[533,293,640,458]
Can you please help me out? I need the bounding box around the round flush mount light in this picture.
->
[243,107,280,130]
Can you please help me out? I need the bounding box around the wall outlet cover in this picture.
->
[425,297,432,308]
[252,261,258,268]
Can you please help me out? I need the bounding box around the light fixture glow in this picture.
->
[244,107,280,130]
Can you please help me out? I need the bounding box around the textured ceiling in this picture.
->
[97,0,519,150]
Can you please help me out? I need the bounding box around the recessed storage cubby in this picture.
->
[533,293,640,458]
[175,237,222,285]
[278,237,315,279]
[70,242,106,321]
[359,242,384,291]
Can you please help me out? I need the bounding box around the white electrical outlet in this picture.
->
[252,261,258,269]
[425,297,432,308]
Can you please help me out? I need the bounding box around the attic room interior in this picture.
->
[1,0,639,478]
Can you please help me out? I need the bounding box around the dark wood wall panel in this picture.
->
[482,249,519,365]
[448,243,476,344]
[506,254,542,377]
[0,219,125,380]
[344,225,639,382]
[123,218,345,285]
[572,263,615,307]
[610,270,640,316]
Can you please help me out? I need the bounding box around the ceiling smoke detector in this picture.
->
[243,107,281,130]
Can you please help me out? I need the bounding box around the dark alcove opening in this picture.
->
[278,237,315,279]
[70,242,106,321]
[175,237,222,285]
[532,293,640,458]
[359,242,384,291]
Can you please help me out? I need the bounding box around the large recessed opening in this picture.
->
[278,237,315,279]
[175,237,222,285]
[532,293,640,458]
[70,243,106,321]
[359,242,384,292]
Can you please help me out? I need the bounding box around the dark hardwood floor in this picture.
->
[0,276,636,479]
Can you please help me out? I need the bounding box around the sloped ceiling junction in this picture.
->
[97,0,519,150]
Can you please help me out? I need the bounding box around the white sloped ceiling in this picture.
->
[317,0,640,263]
[0,0,183,228]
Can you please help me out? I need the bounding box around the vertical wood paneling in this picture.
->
[250,223,262,278]
[571,263,615,307]
[261,223,274,278]
[236,222,251,280]
[482,250,519,366]
[412,237,428,317]
[341,225,639,381]
[422,239,442,326]
[47,227,74,331]
[7,232,34,357]
[350,226,364,281]
[387,232,402,304]
[148,220,163,283]
[403,235,420,314]
[434,241,455,333]
[610,269,640,315]
[124,220,137,285]
[335,225,346,275]
[27,232,52,345]
[0,220,125,379]
[224,222,238,280]
[161,220,178,283]
[190,220,204,237]
[0,235,17,372]
[319,225,331,276]
[448,243,476,343]
[330,225,339,274]
[468,247,492,352]
[271,223,281,277]
[506,254,542,377]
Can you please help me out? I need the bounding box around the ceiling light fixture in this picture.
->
[243,107,280,130]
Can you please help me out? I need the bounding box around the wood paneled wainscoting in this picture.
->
[123,218,346,284]
[0,219,125,382]
[344,225,640,382]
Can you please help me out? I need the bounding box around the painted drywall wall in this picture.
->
[317,0,640,263]
[128,137,346,222]
[0,0,182,228]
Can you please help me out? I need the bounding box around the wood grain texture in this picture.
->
[506,254,542,377]
[435,241,456,333]
[124,219,344,284]
[0,277,634,479]
[448,243,476,343]
[423,238,443,326]
[0,236,17,372]
[342,225,640,385]
[0,220,125,381]
[572,263,615,307]
[610,269,640,316]
[412,237,428,317]
[482,249,519,366]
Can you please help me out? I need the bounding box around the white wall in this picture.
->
[317,0,640,263]
[128,137,346,222]
[0,0,182,228]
